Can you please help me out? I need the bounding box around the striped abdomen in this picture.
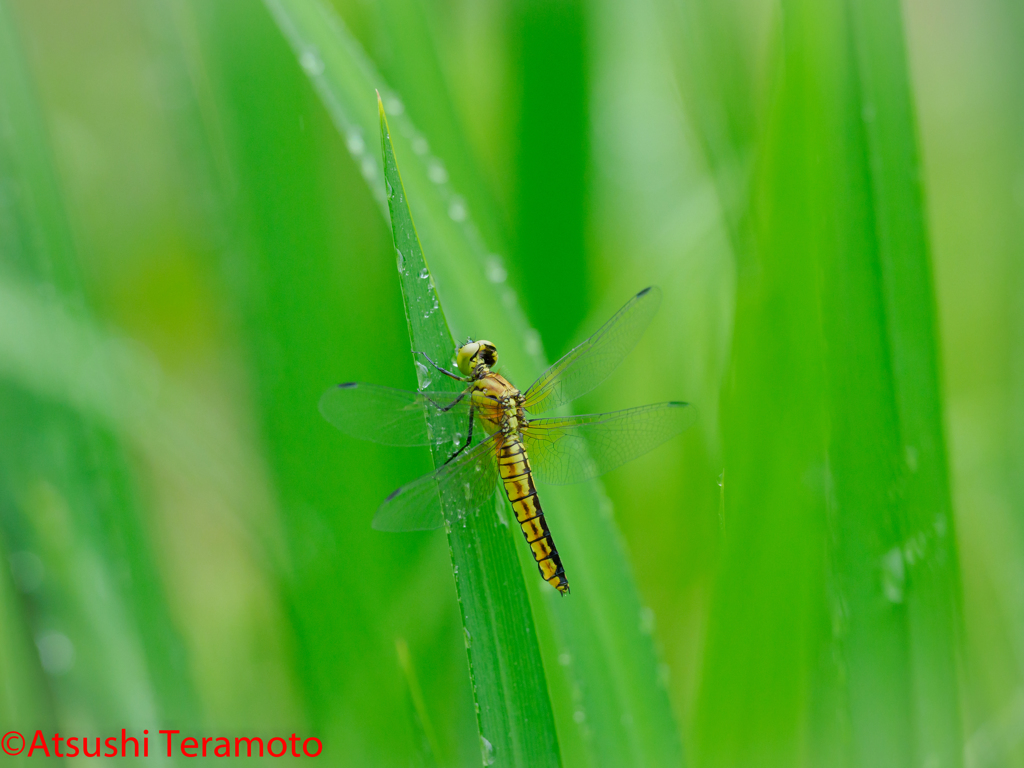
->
[498,436,569,594]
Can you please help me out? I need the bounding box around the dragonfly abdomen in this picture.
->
[498,436,569,595]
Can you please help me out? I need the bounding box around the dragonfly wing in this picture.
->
[373,433,502,531]
[523,402,697,486]
[318,383,473,447]
[522,287,661,414]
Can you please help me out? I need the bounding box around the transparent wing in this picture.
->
[523,402,697,486]
[522,287,661,414]
[318,383,473,447]
[372,433,502,531]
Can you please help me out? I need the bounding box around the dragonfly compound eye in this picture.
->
[476,340,498,368]
[456,339,498,376]
[456,341,481,376]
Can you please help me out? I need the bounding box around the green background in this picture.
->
[0,0,1021,766]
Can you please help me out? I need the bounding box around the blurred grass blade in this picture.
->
[380,100,562,768]
[696,0,964,766]
[396,638,441,768]
[654,0,763,247]
[847,0,964,761]
[0,0,197,728]
[264,1,686,765]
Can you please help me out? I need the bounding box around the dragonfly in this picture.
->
[319,286,696,595]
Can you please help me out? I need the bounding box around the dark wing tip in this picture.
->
[637,286,653,297]
[667,400,690,407]
[338,382,358,389]
[384,486,403,502]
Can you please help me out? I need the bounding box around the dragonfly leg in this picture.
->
[445,405,475,465]
[439,387,470,412]
[415,351,468,382]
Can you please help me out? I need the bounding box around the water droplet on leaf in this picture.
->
[881,547,905,603]
[427,160,448,184]
[485,255,507,284]
[448,196,467,221]
[414,360,431,389]
[346,132,365,155]
[299,48,324,76]
[37,631,75,675]
[524,328,544,357]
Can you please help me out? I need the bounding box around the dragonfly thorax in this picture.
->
[457,339,498,377]
[470,373,523,437]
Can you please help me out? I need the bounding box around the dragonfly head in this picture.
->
[456,339,498,376]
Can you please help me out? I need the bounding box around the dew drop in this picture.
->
[395,249,405,273]
[414,360,431,389]
[346,131,365,155]
[427,160,448,184]
[360,157,376,180]
[464,627,472,648]
[502,290,518,308]
[463,481,472,501]
[448,196,467,221]
[299,48,324,76]
[485,255,507,284]
[524,328,544,357]
[573,710,586,724]
[37,631,75,675]
[881,547,905,603]
[419,267,429,279]
[558,652,572,666]
[904,445,919,473]
[412,136,429,155]
[385,179,394,200]
[480,736,495,766]
[384,96,405,115]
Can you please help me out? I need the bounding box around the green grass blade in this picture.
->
[0,0,198,729]
[396,638,442,768]
[847,1,964,762]
[695,0,964,765]
[513,0,590,356]
[380,97,561,768]
[264,1,685,765]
